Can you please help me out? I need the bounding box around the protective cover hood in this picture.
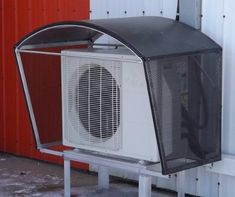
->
[15,16,222,175]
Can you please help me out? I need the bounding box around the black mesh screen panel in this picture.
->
[145,51,222,174]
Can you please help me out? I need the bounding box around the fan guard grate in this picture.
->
[67,63,122,150]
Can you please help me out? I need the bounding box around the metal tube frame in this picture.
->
[139,175,152,197]
[16,49,141,64]
[98,166,109,190]
[15,50,42,147]
[20,40,89,50]
[64,158,71,197]
[63,149,170,197]
[177,171,185,197]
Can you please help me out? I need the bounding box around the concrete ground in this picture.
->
[0,153,179,197]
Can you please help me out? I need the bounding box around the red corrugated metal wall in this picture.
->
[0,0,89,169]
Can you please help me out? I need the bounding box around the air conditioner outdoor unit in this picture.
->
[61,48,163,162]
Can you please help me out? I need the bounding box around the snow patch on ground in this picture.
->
[14,185,36,195]
[0,166,64,196]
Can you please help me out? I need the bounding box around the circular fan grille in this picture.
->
[77,66,120,140]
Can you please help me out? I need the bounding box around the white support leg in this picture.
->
[98,166,109,189]
[177,171,185,197]
[139,174,152,197]
[64,158,71,197]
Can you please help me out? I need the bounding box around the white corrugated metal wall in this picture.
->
[90,0,177,19]
[200,0,235,196]
[90,0,235,196]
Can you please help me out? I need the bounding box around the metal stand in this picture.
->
[63,150,168,197]
[177,171,185,197]
[98,166,109,189]
[64,158,71,197]
[139,175,152,197]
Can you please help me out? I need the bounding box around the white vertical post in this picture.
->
[139,174,152,197]
[98,166,109,189]
[177,171,185,197]
[64,158,71,197]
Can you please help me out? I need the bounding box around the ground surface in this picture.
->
[0,153,177,197]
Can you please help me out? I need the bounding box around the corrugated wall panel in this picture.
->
[220,175,235,197]
[3,0,18,154]
[0,0,4,151]
[17,0,43,158]
[202,0,235,158]
[144,0,162,16]
[0,0,89,169]
[201,0,224,45]
[222,0,235,155]
[162,0,178,19]
[90,0,177,19]
[123,0,145,17]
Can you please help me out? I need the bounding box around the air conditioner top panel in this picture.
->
[16,16,222,60]
[61,48,140,62]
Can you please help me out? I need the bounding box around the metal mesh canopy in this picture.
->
[15,16,222,175]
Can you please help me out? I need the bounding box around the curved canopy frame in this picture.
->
[15,16,222,175]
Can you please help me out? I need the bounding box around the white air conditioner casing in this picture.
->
[61,48,160,162]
